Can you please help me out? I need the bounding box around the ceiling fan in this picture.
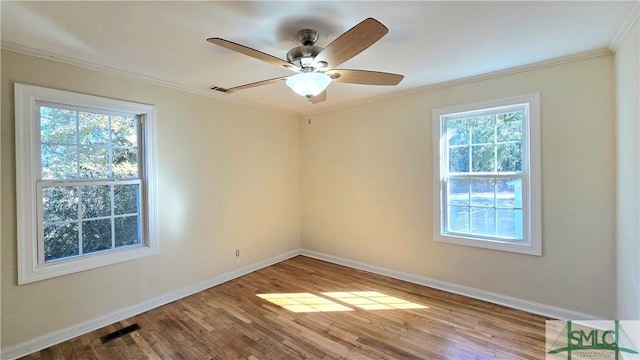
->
[207,18,404,104]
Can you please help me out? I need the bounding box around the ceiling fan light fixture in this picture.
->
[286,73,332,98]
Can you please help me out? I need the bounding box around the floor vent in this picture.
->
[99,323,141,344]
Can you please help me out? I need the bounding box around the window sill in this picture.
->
[19,244,158,285]
[435,234,541,256]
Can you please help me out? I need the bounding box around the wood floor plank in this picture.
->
[20,256,549,359]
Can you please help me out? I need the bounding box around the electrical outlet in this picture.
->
[235,249,240,257]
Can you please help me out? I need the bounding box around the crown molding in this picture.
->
[314,47,613,116]
[0,41,297,116]
[609,1,639,52]
[2,40,613,118]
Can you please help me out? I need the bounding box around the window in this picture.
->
[15,84,158,284]
[432,94,541,255]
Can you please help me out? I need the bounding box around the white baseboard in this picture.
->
[2,248,600,359]
[300,249,601,321]
[0,249,301,360]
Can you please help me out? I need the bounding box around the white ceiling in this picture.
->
[1,1,637,114]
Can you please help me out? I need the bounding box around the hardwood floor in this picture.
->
[21,256,549,359]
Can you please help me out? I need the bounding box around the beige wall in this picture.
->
[0,50,301,348]
[301,55,616,318]
[1,43,628,351]
[615,20,640,320]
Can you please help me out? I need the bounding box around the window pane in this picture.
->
[114,184,139,215]
[115,216,140,247]
[41,107,77,144]
[112,116,138,147]
[471,145,495,172]
[41,144,77,179]
[447,118,469,146]
[448,206,469,233]
[81,185,111,219]
[82,219,112,254]
[433,96,538,254]
[496,179,522,208]
[497,209,523,240]
[112,148,138,179]
[79,146,109,178]
[471,116,495,144]
[470,207,495,236]
[448,179,469,206]
[496,112,522,142]
[497,143,522,172]
[44,222,79,261]
[79,112,109,145]
[449,146,469,172]
[43,186,78,222]
[470,179,494,207]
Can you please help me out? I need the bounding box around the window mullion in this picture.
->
[35,105,43,181]
[466,180,471,233]
[493,117,498,236]
[77,185,83,256]
[36,183,46,265]
[111,184,116,250]
[493,177,498,236]
[108,116,115,250]
[108,115,113,179]
[137,115,144,180]
[494,115,498,172]
[75,111,80,179]
[468,122,473,174]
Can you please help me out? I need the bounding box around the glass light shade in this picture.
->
[285,73,331,97]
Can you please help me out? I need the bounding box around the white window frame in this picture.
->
[15,83,159,284]
[432,93,541,256]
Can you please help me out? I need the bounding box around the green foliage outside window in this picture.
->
[39,106,142,262]
[447,112,522,174]
[445,111,524,240]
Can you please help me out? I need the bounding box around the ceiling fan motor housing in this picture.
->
[286,45,322,70]
[286,29,325,71]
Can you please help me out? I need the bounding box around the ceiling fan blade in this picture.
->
[312,18,388,70]
[311,90,327,104]
[207,37,299,71]
[327,69,404,86]
[227,76,289,91]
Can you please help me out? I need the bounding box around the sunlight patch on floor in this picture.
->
[256,291,428,313]
[322,291,428,310]
[256,292,353,313]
